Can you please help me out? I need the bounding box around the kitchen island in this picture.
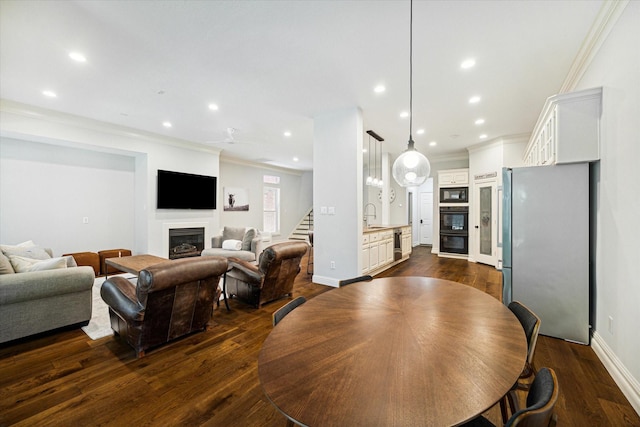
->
[362,225,411,275]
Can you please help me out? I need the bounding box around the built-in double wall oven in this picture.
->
[440,205,469,255]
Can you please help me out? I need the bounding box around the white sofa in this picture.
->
[201,226,263,262]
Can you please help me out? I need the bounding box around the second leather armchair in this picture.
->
[224,241,308,308]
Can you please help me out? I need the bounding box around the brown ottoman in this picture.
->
[62,252,100,276]
[98,249,132,276]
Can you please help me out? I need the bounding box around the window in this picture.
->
[263,186,280,234]
[263,174,280,185]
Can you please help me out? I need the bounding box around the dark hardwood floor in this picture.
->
[1,246,638,426]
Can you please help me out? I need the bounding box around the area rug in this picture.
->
[81,274,135,340]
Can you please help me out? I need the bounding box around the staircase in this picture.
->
[289,208,313,242]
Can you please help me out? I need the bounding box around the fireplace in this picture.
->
[168,227,205,259]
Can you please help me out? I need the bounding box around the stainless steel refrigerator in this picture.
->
[502,163,590,344]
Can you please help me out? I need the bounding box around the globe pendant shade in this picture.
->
[392,148,431,187]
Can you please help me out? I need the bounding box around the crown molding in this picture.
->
[0,99,222,156]
[466,133,530,154]
[560,0,629,93]
[220,154,305,176]
[427,149,470,164]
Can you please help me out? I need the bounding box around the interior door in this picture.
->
[419,191,433,245]
[475,180,497,266]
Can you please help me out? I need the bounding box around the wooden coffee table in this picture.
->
[104,254,168,278]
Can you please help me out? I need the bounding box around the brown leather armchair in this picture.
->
[224,241,308,308]
[100,256,227,357]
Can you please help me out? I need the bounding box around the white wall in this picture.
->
[573,1,640,412]
[219,158,313,239]
[0,138,135,255]
[0,101,221,257]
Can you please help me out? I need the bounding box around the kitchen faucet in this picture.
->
[364,203,377,227]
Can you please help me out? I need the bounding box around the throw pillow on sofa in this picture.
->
[0,251,14,274]
[1,241,51,260]
[222,239,243,251]
[242,228,257,251]
[222,226,246,242]
[0,240,36,250]
[9,255,68,273]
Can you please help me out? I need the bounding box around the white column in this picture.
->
[313,107,363,286]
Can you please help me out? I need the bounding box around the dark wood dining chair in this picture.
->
[338,275,373,287]
[500,300,542,421]
[272,296,307,326]
[509,301,541,380]
[461,367,558,427]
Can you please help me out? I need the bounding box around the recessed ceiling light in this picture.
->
[42,90,57,98]
[479,134,488,139]
[460,58,475,69]
[162,121,172,128]
[284,131,292,137]
[400,111,409,118]
[293,157,299,162]
[469,96,481,104]
[475,118,485,125]
[374,85,386,93]
[208,103,219,111]
[429,141,437,147]
[69,52,87,63]
[363,148,368,153]
[416,129,425,135]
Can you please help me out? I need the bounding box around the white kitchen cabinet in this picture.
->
[524,87,601,166]
[369,242,379,270]
[401,226,412,257]
[362,234,370,273]
[438,169,469,186]
[385,238,394,264]
[362,227,408,275]
[377,230,393,265]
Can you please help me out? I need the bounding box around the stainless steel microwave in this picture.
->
[440,187,468,203]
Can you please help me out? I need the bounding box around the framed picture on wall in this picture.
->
[223,187,249,211]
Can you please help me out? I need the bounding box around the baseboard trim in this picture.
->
[312,274,339,288]
[592,331,640,416]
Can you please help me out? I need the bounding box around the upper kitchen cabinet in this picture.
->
[438,169,469,186]
[524,87,602,166]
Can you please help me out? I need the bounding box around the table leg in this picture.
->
[223,271,231,311]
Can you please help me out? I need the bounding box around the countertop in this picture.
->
[363,224,409,233]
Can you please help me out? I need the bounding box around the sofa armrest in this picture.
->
[251,236,264,257]
[0,266,95,305]
[100,276,144,322]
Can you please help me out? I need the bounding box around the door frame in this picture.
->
[410,177,433,247]
[473,176,498,266]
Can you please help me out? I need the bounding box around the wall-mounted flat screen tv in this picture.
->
[157,169,217,209]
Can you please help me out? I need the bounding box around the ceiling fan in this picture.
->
[206,127,247,145]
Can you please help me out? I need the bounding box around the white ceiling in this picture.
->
[0,0,604,171]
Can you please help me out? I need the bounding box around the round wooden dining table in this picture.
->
[258,276,528,427]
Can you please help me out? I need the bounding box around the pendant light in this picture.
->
[366,133,373,185]
[372,135,379,187]
[366,130,384,188]
[392,0,431,187]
